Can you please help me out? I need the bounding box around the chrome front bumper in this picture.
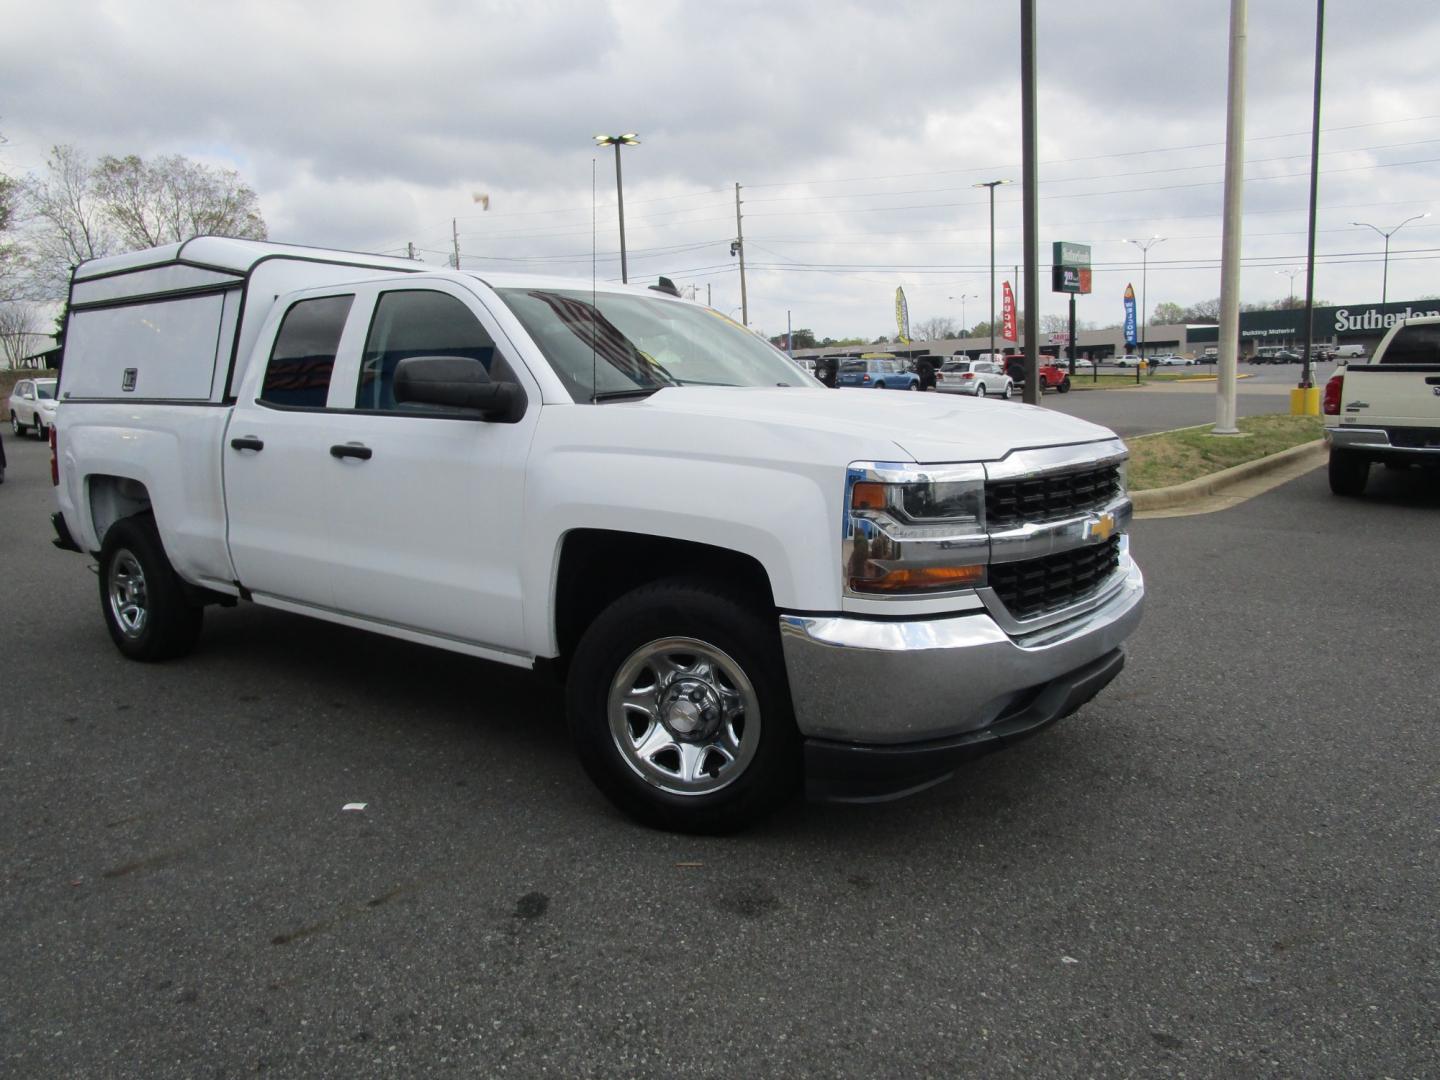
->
[778,556,1144,745]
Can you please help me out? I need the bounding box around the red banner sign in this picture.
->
[1002,281,1017,342]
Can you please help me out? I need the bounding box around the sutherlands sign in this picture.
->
[1334,304,1440,332]
[1188,298,1440,344]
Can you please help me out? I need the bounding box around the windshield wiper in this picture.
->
[591,387,664,403]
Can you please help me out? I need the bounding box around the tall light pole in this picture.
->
[973,180,1012,359]
[594,133,640,283]
[1350,213,1429,303]
[948,294,973,334]
[1124,236,1165,360]
[1276,267,1303,349]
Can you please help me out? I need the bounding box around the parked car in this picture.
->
[1152,354,1190,366]
[836,357,920,390]
[935,359,1013,398]
[9,377,59,438]
[51,237,1144,833]
[1112,355,1144,368]
[0,426,7,484]
[1002,357,1071,393]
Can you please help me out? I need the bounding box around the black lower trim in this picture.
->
[51,512,83,554]
[804,648,1126,804]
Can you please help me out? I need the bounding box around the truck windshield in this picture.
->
[496,288,807,402]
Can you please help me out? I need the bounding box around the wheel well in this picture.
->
[88,475,153,547]
[553,530,776,662]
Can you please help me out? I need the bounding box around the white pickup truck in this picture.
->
[1323,315,1440,495]
[52,238,1143,832]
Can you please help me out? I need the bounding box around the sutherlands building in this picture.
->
[792,297,1437,363]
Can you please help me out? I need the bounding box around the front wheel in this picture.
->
[99,514,204,661]
[34,416,47,441]
[10,411,23,436]
[1328,449,1369,497]
[1057,376,1071,394]
[566,578,801,833]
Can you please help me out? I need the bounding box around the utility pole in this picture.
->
[1298,0,1325,398]
[452,218,460,270]
[787,310,793,356]
[734,183,749,327]
[407,242,417,261]
[1215,0,1247,434]
[707,283,712,308]
[1020,0,1040,404]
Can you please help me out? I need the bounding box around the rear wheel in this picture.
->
[1328,449,1369,497]
[1002,382,1013,400]
[99,514,204,660]
[1057,376,1071,394]
[975,382,987,397]
[873,381,886,389]
[566,578,801,833]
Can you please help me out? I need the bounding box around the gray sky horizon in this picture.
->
[3,1,1437,341]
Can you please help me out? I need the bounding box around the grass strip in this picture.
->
[1127,414,1323,491]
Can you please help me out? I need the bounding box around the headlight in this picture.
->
[844,464,988,595]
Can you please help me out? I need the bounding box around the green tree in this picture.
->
[1150,301,1186,325]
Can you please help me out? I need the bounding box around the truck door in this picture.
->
[318,283,540,654]
[223,293,360,610]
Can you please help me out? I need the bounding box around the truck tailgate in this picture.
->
[1341,364,1440,425]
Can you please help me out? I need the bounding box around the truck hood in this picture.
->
[631,386,1119,463]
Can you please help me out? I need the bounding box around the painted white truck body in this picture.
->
[1323,315,1440,495]
[54,238,1144,819]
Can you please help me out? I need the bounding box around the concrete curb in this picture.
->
[1131,439,1325,511]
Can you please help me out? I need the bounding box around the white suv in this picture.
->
[9,378,58,439]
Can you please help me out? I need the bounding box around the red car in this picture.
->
[1003,355,1072,393]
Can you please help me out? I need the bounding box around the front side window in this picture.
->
[261,295,353,408]
[35,381,57,400]
[357,290,505,412]
[497,287,805,401]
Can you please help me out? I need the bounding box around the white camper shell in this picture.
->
[65,238,427,404]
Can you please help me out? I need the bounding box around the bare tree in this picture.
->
[21,145,268,297]
[912,316,960,342]
[0,301,39,370]
[95,154,266,250]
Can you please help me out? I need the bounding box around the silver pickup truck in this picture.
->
[1323,315,1440,495]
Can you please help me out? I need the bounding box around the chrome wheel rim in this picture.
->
[108,549,148,638]
[607,636,761,796]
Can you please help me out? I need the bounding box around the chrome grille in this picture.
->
[989,536,1121,621]
[986,463,1122,530]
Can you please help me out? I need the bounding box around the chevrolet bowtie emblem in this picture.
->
[1088,512,1116,542]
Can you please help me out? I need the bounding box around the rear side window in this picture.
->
[357,290,499,412]
[261,295,354,407]
[1380,323,1440,365]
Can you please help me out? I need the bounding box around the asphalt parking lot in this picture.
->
[1,428,1436,1078]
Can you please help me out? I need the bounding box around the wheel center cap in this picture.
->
[661,679,722,740]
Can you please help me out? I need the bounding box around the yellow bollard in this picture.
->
[1289,386,1321,416]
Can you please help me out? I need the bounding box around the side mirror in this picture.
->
[393,355,526,422]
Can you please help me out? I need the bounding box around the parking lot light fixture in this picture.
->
[594,133,641,283]
[948,294,973,334]
[1350,212,1429,303]
[972,181,1012,359]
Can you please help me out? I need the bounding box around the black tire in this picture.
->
[99,513,204,661]
[873,381,886,389]
[1057,376,1072,394]
[976,382,987,397]
[905,381,916,390]
[566,577,801,833]
[1328,449,1369,497]
[34,416,47,441]
[10,411,24,436]
[1002,382,1013,400]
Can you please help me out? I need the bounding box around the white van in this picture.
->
[1335,344,1366,359]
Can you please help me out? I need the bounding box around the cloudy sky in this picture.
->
[3,1,1438,340]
